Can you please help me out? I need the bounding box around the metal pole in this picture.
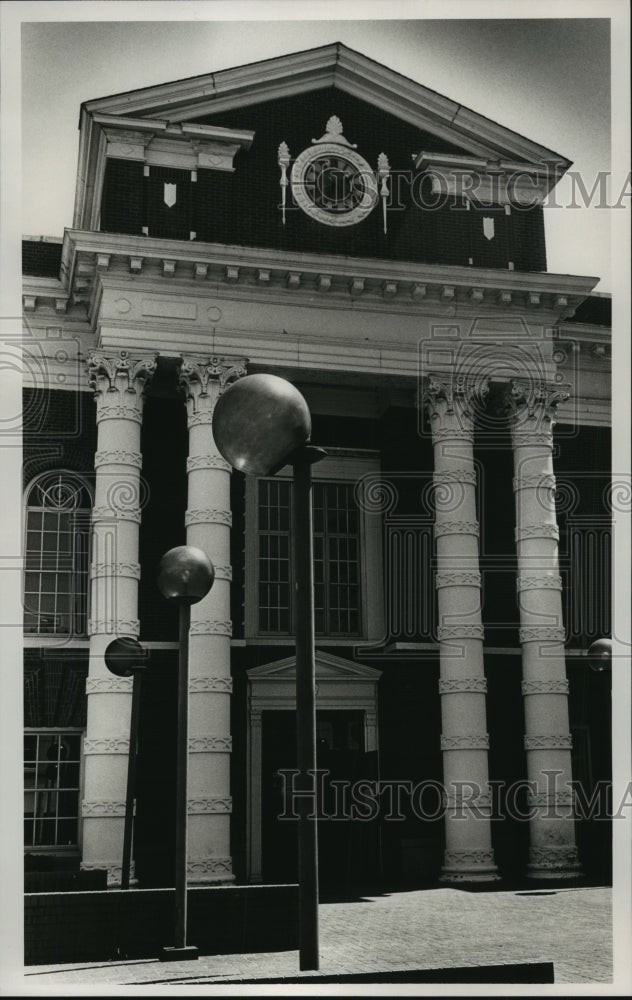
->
[292,452,319,972]
[175,601,191,951]
[121,670,142,890]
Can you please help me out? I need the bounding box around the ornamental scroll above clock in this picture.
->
[278,116,391,233]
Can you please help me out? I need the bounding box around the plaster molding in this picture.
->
[521,678,569,695]
[82,799,127,817]
[83,738,130,755]
[435,571,481,589]
[185,509,232,527]
[512,474,556,492]
[188,736,232,753]
[516,575,562,592]
[88,618,140,638]
[186,455,233,474]
[439,677,487,694]
[440,734,489,750]
[434,521,479,538]
[187,857,234,877]
[515,524,559,542]
[90,562,141,580]
[518,626,566,644]
[188,797,232,814]
[189,676,233,693]
[437,625,485,641]
[433,469,477,486]
[86,676,133,694]
[189,620,233,636]
[524,734,573,750]
[94,450,142,469]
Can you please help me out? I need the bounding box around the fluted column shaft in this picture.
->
[508,379,580,880]
[82,351,156,886]
[424,374,499,883]
[179,356,247,884]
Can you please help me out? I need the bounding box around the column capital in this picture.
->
[504,378,571,431]
[423,372,490,438]
[88,350,157,395]
[179,355,248,422]
[88,351,157,422]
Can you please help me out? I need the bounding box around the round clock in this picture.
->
[290,143,378,227]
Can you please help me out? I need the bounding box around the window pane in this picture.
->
[34,819,57,846]
[24,735,37,760]
[256,477,361,637]
[57,818,78,845]
[24,731,81,847]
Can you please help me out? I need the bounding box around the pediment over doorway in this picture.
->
[246,651,382,683]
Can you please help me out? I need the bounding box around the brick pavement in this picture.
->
[20,885,612,988]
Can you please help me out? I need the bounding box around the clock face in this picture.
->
[291,143,378,227]
[304,155,365,213]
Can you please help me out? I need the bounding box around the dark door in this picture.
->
[261,709,380,889]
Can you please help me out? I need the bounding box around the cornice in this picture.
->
[54,228,598,323]
[80,43,569,171]
[73,45,570,229]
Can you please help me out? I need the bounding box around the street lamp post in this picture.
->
[587,637,613,884]
[212,373,326,972]
[104,636,148,891]
[157,545,215,962]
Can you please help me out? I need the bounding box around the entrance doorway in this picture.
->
[246,652,381,885]
[261,708,380,886]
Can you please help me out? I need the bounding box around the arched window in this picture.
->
[24,472,92,636]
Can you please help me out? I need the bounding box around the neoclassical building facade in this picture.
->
[23,44,611,890]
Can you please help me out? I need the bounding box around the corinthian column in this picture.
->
[82,350,156,886]
[179,356,247,884]
[507,379,581,880]
[424,373,499,883]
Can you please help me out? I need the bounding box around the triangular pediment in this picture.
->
[81,43,569,169]
[247,651,381,682]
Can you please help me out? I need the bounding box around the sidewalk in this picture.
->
[22,885,612,988]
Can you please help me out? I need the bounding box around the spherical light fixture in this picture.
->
[587,637,613,673]
[104,636,148,677]
[212,373,311,476]
[157,545,215,605]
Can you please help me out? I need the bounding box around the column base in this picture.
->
[527,845,583,881]
[80,860,137,888]
[188,873,237,886]
[187,858,234,884]
[439,849,501,884]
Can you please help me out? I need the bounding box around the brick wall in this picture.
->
[25,884,298,964]
[100,158,145,235]
[94,88,547,271]
[22,240,63,277]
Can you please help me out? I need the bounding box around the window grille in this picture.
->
[23,730,82,848]
[24,473,92,635]
[257,479,361,636]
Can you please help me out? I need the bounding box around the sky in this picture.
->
[11,2,624,292]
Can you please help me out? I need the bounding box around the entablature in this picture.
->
[57,229,599,323]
